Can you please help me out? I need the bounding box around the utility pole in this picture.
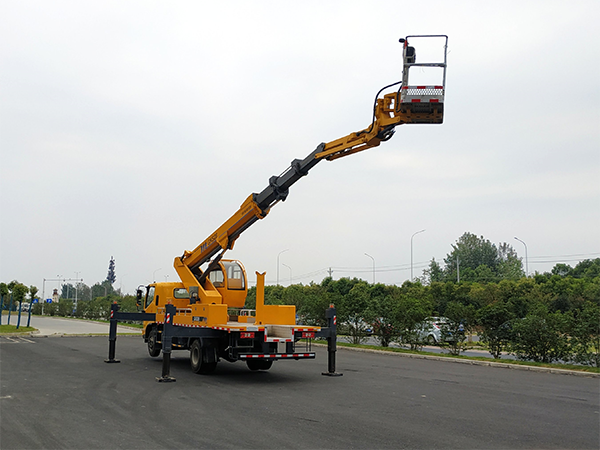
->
[327,267,333,279]
[457,256,460,283]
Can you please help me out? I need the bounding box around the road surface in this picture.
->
[1,335,597,449]
[3,314,138,336]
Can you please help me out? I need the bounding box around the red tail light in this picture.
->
[302,332,315,338]
[241,332,255,339]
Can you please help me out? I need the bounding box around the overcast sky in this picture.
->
[1,1,599,297]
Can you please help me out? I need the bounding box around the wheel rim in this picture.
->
[192,345,200,366]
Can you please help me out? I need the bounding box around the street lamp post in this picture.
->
[364,253,375,284]
[153,268,162,283]
[277,249,289,286]
[514,236,529,277]
[74,271,81,316]
[282,263,292,285]
[411,229,426,281]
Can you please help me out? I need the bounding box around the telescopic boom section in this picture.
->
[174,143,326,285]
[175,35,447,294]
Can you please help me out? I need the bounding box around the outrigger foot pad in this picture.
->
[156,376,176,383]
[104,359,120,363]
[322,372,343,377]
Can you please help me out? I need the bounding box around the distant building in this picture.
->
[52,288,59,303]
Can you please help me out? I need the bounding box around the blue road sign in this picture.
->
[46,299,52,303]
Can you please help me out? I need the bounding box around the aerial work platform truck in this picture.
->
[106,35,449,381]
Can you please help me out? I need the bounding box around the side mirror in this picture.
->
[189,286,199,304]
[136,288,143,306]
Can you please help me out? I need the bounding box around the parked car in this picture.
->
[417,317,448,344]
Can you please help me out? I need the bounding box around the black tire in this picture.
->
[147,327,161,357]
[246,359,273,371]
[190,340,217,374]
[426,335,437,345]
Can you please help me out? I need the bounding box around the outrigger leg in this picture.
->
[105,302,120,363]
[156,304,176,382]
[321,305,343,377]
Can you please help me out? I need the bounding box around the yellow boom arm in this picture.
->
[175,35,447,301]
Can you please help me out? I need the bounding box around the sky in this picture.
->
[1,0,599,297]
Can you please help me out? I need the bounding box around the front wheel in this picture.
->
[426,335,437,345]
[147,327,161,357]
[190,340,217,374]
[246,359,273,371]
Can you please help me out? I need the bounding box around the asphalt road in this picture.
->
[1,335,598,449]
[4,315,138,336]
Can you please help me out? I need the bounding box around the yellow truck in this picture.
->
[106,35,448,381]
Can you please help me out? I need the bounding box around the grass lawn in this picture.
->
[333,341,600,374]
[0,324,36,334]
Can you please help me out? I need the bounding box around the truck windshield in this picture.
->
[145,286,155,309]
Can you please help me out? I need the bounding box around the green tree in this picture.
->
[395,296,432,350]
[444,232,500,282]
[570,302,600,367]
[422,258,444,284]
[58,299,74,316]
[571,258,600,279]
[298,284,332,327]
[367,287,399,347]
[439,301,476,355]
[61,283,75,299]
[91,280,115,299]
[106,256,116,284]
[510,306,570,363]
[551,263,572,277]
[8,281,29,310]
[29,286,39,311]
[0,282,8,310]
[477,301,514,359]
[497,242,524,280]
[340,281,371,344]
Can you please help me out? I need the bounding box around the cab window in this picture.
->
[223,261,245,290]
[145,286,155,308]
[173,288,189,299]
[209,269,225,288]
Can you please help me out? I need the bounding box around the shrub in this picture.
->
[510,306,570,363]
[477,302,514,359]
[570,302,600,367]
[439,302,476,356]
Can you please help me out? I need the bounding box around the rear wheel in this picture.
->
[147,327,161,357]
[190,340,217,374]
[426,335,437,345]
[246,359,273,371]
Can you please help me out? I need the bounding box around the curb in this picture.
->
[319,344,599,378]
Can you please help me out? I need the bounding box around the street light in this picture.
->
[514,236,529,277]
[411,229,426,281]
[74,271,81,313]
[277,249,289,286]
[364,253,375,284]
[153,268,162,283]
[282,263,292,285]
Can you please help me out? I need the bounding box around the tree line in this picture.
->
[244,257,600,366]
[2,237,598,366]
